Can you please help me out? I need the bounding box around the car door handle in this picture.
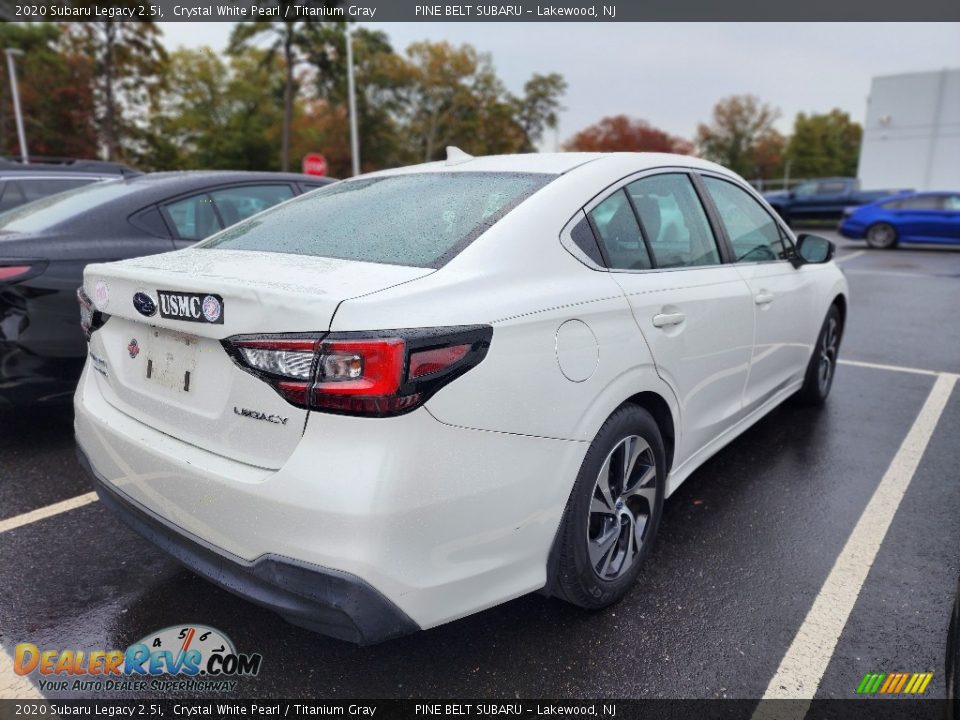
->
[755,291,775,305]
[652,312,686,328]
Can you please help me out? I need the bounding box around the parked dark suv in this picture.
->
[0,157,140,212]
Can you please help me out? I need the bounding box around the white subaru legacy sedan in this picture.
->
[75,152,848,644]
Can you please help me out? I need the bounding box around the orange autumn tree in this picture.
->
[564,115,693,154]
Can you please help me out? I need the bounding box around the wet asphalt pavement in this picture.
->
[1,231,958,700]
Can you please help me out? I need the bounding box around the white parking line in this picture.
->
[754,372,957,715]
[843,268,946,280]
[835,250,865,263]
[839,358,957,378]
[0,492,98,535]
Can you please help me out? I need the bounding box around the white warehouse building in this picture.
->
[857,68,960,192]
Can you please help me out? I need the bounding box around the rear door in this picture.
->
[587,171,755,465]
[699,174,818,411]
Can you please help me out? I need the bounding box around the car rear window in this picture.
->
[198,172,553,267]
[0,178,138,233]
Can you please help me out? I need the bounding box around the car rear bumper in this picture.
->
[79,444,419,645]
[74,363,587,639]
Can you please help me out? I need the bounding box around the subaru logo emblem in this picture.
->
[133,292,157,317]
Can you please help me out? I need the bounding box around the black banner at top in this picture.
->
[1,0,958,22]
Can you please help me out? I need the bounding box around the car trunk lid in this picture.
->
[82,248,433,469]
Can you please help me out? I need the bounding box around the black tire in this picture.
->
[866,222,897,249]
[796,304,842,406]
[551,405,666,609]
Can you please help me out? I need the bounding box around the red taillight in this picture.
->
[0,265,32,282]
[223,326,493,417]
[1,259,46,285]
[409,344,470,379]
[315,339,405,396]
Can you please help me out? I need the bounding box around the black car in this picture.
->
[0,171,334,406]
[0,157,141,212]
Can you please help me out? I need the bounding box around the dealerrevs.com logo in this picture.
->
[14,624,262,693]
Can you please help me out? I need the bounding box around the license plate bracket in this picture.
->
[144,329,198,393]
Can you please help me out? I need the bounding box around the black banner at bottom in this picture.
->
[0,699,952,720]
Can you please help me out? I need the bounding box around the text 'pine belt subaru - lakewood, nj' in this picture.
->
[75,151,848,644]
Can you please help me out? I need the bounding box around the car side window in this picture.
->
[899,195,941,210]
[626,174,721,268]
[945,195,960,211]
[208,185,294,226]
[703,176,789,263]
[588,190,652,270]
[164,193,223,241]
[817,181,847,194]
[0,177,94,211]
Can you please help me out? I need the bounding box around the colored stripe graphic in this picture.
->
[856,672,932,694]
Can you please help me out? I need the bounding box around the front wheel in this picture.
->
[796,305,842,405]
[551,405,666,609]
[866,222,897,249]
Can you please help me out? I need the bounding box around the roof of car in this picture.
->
[80,171,333,207]
[0,171,337,238]
[130,170,334,185]
[361,151,735,178]
[0,157,138,175]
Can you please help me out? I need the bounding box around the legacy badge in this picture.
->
[157,290,224,324]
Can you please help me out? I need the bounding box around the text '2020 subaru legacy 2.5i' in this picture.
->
[75,152,848,644]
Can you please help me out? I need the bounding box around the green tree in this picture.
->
[696,95,781,178]
[228,6,340,171]
[786,110,862,178]
[304,25,411,172]
[0,23,97,159]
[142,47,285,171]
[395,41,565,162]
[514,73,566,151]
[66,13,167,161]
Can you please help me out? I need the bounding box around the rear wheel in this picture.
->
[866,222,897,249]
[796,305,842,406]
[552,405,665,609]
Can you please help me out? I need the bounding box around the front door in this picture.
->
[699,175,818,411]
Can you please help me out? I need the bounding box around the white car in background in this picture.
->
[75,152,848,644]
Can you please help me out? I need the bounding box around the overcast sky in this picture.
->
[159,22,960,146]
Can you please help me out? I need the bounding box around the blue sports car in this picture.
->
[839,191,960,248]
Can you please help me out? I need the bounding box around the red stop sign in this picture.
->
[302,153,327,176]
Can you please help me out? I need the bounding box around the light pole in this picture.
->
[4,48,28,164]
[345,24,360,177]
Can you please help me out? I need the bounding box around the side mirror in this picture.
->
[793,233,835,267]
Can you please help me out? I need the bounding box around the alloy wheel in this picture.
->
[868,223,895,248]
[818,316,839,394]
[586,435,658,580]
